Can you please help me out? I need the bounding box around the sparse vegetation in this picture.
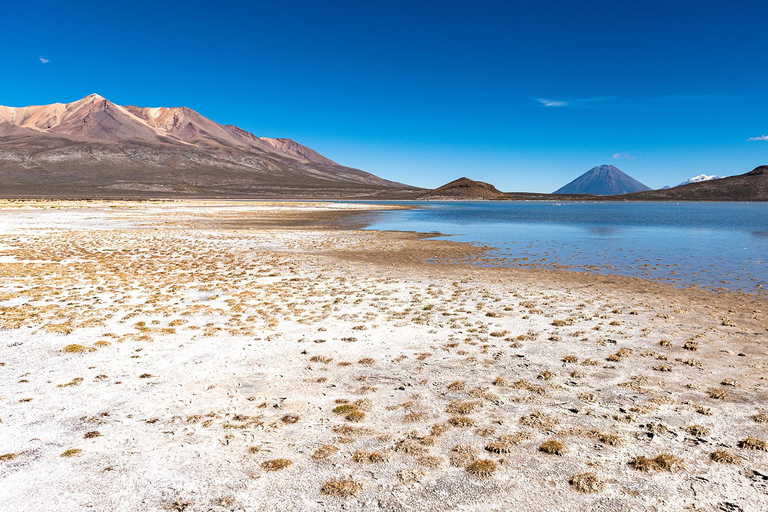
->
[570,472,604,493]
[321,478,362,497]
[466,459,498,477]
[629,453,684,472]
[261,458,293,471]
[539,439,566,455]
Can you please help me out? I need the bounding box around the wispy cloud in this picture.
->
[39,56,50,64]
[537,98,568,107]
[748,135,768,141]
[535,96,615,108]
[533,93,752,111]
[612,153,636,160]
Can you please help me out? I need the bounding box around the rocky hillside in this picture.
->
[621,166,768,201]
[419,177,508,200]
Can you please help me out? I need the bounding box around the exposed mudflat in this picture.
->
[0,201,766,511]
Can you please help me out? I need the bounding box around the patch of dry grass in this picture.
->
[261,458,293,471]
[321,478,362,497]
[466,459,497,477]
[569,472,604,493]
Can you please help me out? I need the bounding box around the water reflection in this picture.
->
[587,226,620,237]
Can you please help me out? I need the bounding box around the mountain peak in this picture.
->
[554,165,651,195]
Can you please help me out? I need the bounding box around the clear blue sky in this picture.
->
[2,0,767,191]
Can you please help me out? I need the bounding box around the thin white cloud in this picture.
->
[537,98,568,107]
[612,153,621,160]
[39,56,50,64]
[748,135,768,141]
[612,153,636,160]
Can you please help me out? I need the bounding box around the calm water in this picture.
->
[353,201,768,294]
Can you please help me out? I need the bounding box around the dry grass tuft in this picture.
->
[281,413,299,424]
[62,344,89,353]
[321,478,362,497]
[0,452,21,462]
[261,458,293,471]
[448,416,475,427]
[707,388,727,400]
[570,472,604,493]
[61,448,82,458]
[445,400,480,415]
[352,450,389,463]
[629,453,684,472]
[685,425,710,437]
[333,403,365,422]
[539,439,566,455]
[711,450,738,464]
[466,459,498,477]
[739,436,767,451]
[84,430,101,439]
[751,413,768,423]
[311,444,339,460]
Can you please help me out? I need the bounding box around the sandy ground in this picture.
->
[0,200,767,512]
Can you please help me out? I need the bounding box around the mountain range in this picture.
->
[553,165,652,195]
[0,94,419,198]
[0,95,765,202]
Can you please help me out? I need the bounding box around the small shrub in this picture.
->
[61,449,82,458]
[84,431,101,439]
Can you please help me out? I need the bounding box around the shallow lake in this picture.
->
[353,201,768,295]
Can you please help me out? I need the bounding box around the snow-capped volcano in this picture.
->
[679,174,720,186]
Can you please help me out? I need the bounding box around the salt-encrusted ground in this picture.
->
[0,201,767,511]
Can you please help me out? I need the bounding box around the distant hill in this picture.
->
[420,177,507,200]
[0,94,420,198]
[620,166,768,201]
[554,165,652,195]
[679,174,720,186]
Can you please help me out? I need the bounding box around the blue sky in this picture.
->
[2,0,767,191]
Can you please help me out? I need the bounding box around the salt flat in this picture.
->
[0,201,766,511]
